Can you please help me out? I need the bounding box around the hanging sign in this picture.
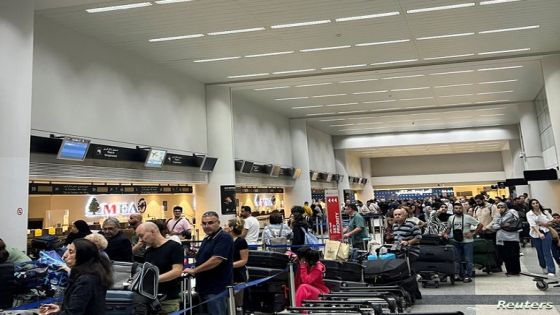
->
[325,190,342,241]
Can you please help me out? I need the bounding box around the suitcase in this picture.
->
[0,263,16,309]
[418,245,456,262]
[321,260,342,280]
[105,290,134,315]
[339,261,362,282]
[248,267,288,293]
[378,274,422,302]
[246,291,286,313]
[363,259,409,284]
[420,234,446,245]
[112,261,135,290]
[473,253,497,271]
[473,238,495,254]
[247,250,289,269]
[413,260,457,276]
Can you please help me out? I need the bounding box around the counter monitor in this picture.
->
[57,137,90,161]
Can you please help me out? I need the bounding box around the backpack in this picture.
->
[268,224,288,253]
[501,211,522,232]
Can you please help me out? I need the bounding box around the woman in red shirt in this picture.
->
[295,247,329,306]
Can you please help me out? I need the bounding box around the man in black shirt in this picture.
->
[102,217,132,262]
[136,222,184,314]
[184,211,233,315]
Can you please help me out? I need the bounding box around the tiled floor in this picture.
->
[415,244,560,314]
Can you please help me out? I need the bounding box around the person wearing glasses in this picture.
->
[184,211,234,315]
[101,217,132,262]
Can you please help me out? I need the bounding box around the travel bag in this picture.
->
[412,260,457,276]
[105,290,134,315]
[418,245,457,262]
[473,238,495,254]
[363,259,409,284]
[247,250,289,269]
[339,261,363,282]
[321,260,342,280]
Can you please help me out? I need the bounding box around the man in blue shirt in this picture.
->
[184,211,233,315]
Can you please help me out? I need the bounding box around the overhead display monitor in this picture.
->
[270,165,281,177]
[292,168,302,179]
[311,171,319,181]
[524,169,558,181]
[57,137,90,161]
[144,149,167,168]
[240,161,254,174]
[326,173,333,182]
[200,156,218,172]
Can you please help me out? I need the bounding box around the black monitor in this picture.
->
[200,156,218,172]
[28,218,43,229]
[524,169,558,181]
[57,137,90,161]
[240,161,254,174]
[145,149,167,168]
[505,178,528,186]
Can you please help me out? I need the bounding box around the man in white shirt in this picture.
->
[166,206,193,239]
[240,206,260,245]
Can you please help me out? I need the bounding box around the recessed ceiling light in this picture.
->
[335,11,400,22]
[322,64,367,70]
[355,39,410,47]
[424,53,475,60]
[295,83,333,88]
[391,87,430,92]
[292,105,324,109]
[372,59,418,66]
[435,83,474,88]
[253,86,291,91]
[439,93,474,98]
[479,25,540,34]
[208,27,265,36]
[399,97,434,101]
[338,78,378,83]
[149,34,204,42]
[300,45,352,53]
[227,73,269,79]
[477,65,523,71]
[480,0,522,5]
[478,79,518,84]
[382,74,425,80]
[86,2,152,13]
[363,99,397,104]
[429,70,475,75]
[271,20,331,29]
[312,94,347,98]
[193,56,241,63]
[325,102,359,107]
[417,32,474,41]
[275,96,309,101]
[272,69,316,75]
[245,51,294,58]
[352,90,388,95]
[478,48,530,55]
[407,2,475,14]
[306,112,336,116]
[477,90,514,95]
[154,0,193,4]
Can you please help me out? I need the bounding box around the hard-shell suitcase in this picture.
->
[0,263,16,309]
[473,238,495,254]
[105,290,134,315]
[339,261,362,282]
[248,267,288,293]
[413,260,457,276]
[418,245,456,262]
[420,234,446,245]
[363,259,409,284]
[321,260,342,280]
[247,250,289,269]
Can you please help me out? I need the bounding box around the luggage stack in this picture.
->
[245,251,290,313]
[363,258,421,303]
[321,260,363,282]
[414,244,458,287]
[473,238,497,273]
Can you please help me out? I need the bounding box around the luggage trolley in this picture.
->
[521,273,560,291]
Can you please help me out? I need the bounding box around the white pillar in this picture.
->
[284,119,312,212]
[0,1,34,251]
[334,150,351,204]
[359,158,374,201]
[196,86,237,225]
[518,103,557,209]
[502,140,529,196]
[542,55,560,167]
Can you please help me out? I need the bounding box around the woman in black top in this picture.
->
[291,207,309,247]
[40,238,113,315]
[226,218,248,308]
[64,220,92,245]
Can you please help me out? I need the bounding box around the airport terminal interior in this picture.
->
[2,0,560,314]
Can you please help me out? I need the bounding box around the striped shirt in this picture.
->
[392,220,422,257]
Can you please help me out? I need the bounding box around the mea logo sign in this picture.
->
[497,301,553,310]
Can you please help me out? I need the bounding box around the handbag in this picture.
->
[301,227,320,246]
[452,215,464,242]
[323,240,340,260]
[337,242,350,261]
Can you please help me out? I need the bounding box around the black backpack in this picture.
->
[501,211,522,232]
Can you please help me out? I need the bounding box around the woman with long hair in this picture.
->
[39,238,113,315]
[225,217,248,308]
[491,202,521,276]
[295,246,329,307]
[64,220,92,245]
[526,199,556,277]
[291,206,309,247]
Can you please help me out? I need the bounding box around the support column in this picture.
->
[196,86,237,225]
[518,103,557,210]
[359,158,374,201]
[285,119,312,212]
[334,150,351,204]
[542,55,560,167]
[0,1,34,251]
[501,140,529,196]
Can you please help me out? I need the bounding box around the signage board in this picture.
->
[325,190,342,241]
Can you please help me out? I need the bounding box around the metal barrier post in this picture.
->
[379,216,385,243]
[288,262,297,307]
[227,286,236,315]
[187,275,193,315]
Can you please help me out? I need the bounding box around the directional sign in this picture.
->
[325,190,342,241]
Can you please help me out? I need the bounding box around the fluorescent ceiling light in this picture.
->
[338,110,368,114]
[227,73,269,79]
[325,102,359,107]
[478,107,506,111]
[478,48,530,55]
[417,32,474,41]
[254,86,291,91]
[363,99,397,104]
[335,11,400,22]
[154,0,193,4]
[355,39,410,47]
[475,99,510,104]
[439,93,474,98]
[275,96,309,101]
[480,0,522,5]
[295,83,333,88]
[435,83,474,88]
[300,45,351,52]
[479,25,539,34]
[320,118,346,122]
[271,20,331,29]
[429,70,474,75]
[86,2,151,13]
[424,53,475,60]
[292,105,324,109]
[208,27,265,36]
[407,2,475,14]
[399,97,434,101]
[331,123,356,127]
[391,86,430,92]
[355,122,384,125]
[149,34,204,42]
[382,74,425,80]
[405,106,432,109]
[321,64,367,70]
[306,112,335,116]
[312,93,347,98]
[477,90,514,95]
[193,56,241,63]
[338,78,378,83]
[480,114,506,117]
[477,65,523,71]
[273,69,316,75]
[478,79,518,84]
[245,51,294,58]
[352,90,388,95]
[441,102,471,106]
[372,59,418,66]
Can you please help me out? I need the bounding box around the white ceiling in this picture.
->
[350,140,509,158]
[35,0,560,152]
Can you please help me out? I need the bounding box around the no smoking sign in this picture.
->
[17,208,23,215]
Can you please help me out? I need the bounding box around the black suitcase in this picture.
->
[321,260,342,280]
[247,250,289,269]
[473,238,495,254]
[378,274,422,302]
[418,245,456,262]
[420,234,447,245]
[247,266,288,281]
[105,290,134,315]
[0,263,16,309]
[246,291,286,313]
[340,261,362,282]
[363,259,409,284]
[413,260,457,276]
